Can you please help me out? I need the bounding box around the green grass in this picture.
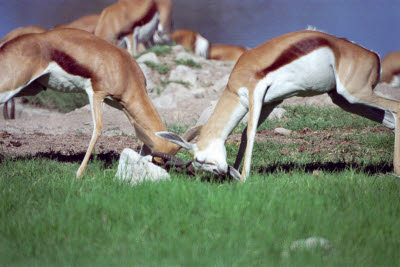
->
[135,45,173,58]
[1,159,399,266]
[143,61,171,74]
[1,105,400,266]
[23,90,88,113]
[161,79,192,88]
[174,59,202,68]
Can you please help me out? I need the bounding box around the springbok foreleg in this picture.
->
[240,92,265,182]
[234,101,282,169]
[76,92,104,178]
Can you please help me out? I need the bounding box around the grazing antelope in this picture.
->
[153,0,173,45]
[0,25,47,120]
[380,51,400,87]
[157,30,400,182]
[209,44,247,62]
[55,14,99,34]
[94,0,159,56]
[0,28,199,178]
[172,29,210,58]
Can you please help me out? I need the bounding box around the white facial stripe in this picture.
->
[195,34,210,58]
[194,100,247,174]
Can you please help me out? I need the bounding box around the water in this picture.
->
[0,0,399,57]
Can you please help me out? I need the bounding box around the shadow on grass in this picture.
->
[1,152,393,178]
[256,161,392,175]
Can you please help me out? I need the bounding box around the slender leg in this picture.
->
[328,91,395,131]
[240,93,264,182]
[334,86,400,175]
[3,101,9,120]
[10,98,15,119]
[76,93,103,178]
[234,101,282,169]
[133,30,139,57]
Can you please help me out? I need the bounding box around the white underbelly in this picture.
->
[263,47,336,103]
[38,62,91,93]
[136,12,159,43]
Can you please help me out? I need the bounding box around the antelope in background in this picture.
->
[94,0,159,56]
[172,29,210,58]
[209,44,247,62]
[55,14,100,34]
[380,51,400,87]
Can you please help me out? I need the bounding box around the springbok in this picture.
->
[0,28,199,178]
[157,30,400,182]
[153,0,174,45]
[380,51,400,87]
[55,14,99,34]
[171,29,210,59]
[94,0,159,56]
[0,25,47,120]
[209,44,247,62]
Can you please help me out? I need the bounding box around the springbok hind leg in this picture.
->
[76,93,104,178]
[334,87,400,175]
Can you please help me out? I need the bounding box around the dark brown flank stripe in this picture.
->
[393,69,400,76]
[256,37,332,78]
[117,2,158,41]
[51,49,92,78]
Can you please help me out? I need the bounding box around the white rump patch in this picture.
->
[195,34,210,58]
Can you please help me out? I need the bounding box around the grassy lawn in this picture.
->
[1,106,400,266]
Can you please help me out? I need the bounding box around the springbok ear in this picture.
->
[156,131,194,151]
[181,125,202,142]
[134,123,155,151]
[228,165,241,181]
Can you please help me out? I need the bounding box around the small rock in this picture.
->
[136,52,160,64]
[290,237,332,251]
[281,237,332,258]
[138,63,156,90]
[195,101,217,127]
[169,65,197,86]
[152,94,178,110]
[274,127,292,136]
[268,108,287,120]
[115,148,170,185]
